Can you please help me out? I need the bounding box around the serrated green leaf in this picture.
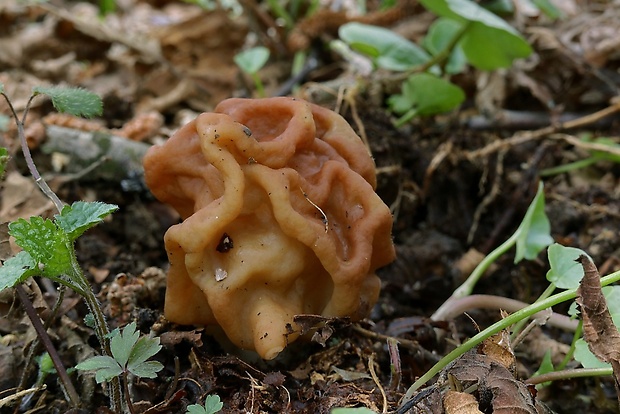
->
[234,47,270,75]
[9,217,73,277]
[546,244,588,289]
[111,322,139,368]
[339,23,432,71]
[128,360,163,378]
[389,73,465,116]
[128,336,162,368]
[75,355,123,383]
[32,86,102,118]
[419,0,532,70]
[514,182,553,263]
[0,251,38,291]
[55,201,118,241]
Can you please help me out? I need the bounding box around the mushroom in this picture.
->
[143,97,395,359]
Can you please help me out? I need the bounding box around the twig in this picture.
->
[15,285,80,407]
[465,100,620,159]
[368,353,387,414]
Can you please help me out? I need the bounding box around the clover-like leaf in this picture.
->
[75,355,123,383]
[514,182,553,263]
[0,251,38,291]
[129,335,162,368]
[9,217,73,277]
[55,201,118,241]
[546,243,589,289]
[32,86,103,118]
[186,395,224,414]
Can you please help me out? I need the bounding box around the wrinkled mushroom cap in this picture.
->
[143,97,395,359]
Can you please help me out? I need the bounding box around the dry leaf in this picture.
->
[443,390,483,414]
[576,255,620,405]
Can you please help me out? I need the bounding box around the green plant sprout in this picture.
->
[337,0,534,124]
[76,322,163,414]
[411,181,620,406]
[540,135,620,177]
[0,83,126,411]
[234,46,270,97]
[186,395,224,414]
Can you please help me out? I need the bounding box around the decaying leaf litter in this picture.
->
[1,0,620,412]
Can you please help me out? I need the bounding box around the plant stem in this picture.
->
[526,367,613,386]
[400,269,620,406]
[557,320,583,371]
[1,93,64,212]
[122,371,136,414]
[510,283,557,339]
[431,231,519,320]
[15,285,80,407]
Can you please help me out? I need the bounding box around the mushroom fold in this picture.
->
[143,97,395,359]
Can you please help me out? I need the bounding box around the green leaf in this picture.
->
[110,322,140,368]
[128,336,162,368]
[531,350,554,387]
[460,24,532,69]
[0,251,38,291]
[129,360,164,378]
[234,47,270,75]
[422,18,467,74]
[37,352,56,375]
[388,73,465,116]
[574,338,609,369]
[546,244,589,289]
[574,286,620,369]
[339,23,432,71]
[514,182,553,263]
[0,147,8,178]
[75,355,123,383]
[419,0,532,69]
[32,86,103,118]
[331,408,377,414]
[530,0,561,20]
[9,217,73,277]
[55,201,118,241]
[186,395,224,414]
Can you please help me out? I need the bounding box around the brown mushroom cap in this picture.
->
[143,97,395,359]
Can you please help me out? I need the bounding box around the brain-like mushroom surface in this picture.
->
[143,97,395,359]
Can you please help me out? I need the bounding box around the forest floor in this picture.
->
[1,0,620,413]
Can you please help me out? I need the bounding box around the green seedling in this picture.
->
[338,0,533,123]
[234,46,270,97]
[0,84,126,411]
[76,322,163,414]
[186,395,224,414]
[540,136,620,177]
[388,73,465,126]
